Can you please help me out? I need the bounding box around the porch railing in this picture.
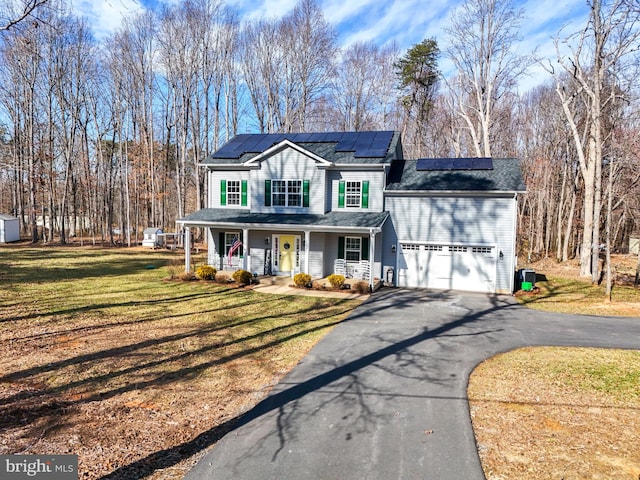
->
[334,259,370,281]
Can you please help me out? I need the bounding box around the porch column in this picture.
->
[184,226,191,272]
[369,229,376,291]
[243,228,249,271]
[304,230,311,274]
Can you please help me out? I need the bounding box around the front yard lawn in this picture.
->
[0,245,361,479]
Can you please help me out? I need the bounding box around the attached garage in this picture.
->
[397,243,497,293]
[383,157,526,294]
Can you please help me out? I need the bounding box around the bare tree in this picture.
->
[328,41,399,131]
[240,0,336,133]
[0,0,49,32]
[445,0,531,157]
[547,0,640,280]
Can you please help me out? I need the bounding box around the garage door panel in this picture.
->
[397,243,496,293]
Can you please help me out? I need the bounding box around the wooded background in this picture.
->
[1,0,639,285]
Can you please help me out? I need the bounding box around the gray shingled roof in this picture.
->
[385,158,526,192]
[203,131,402,166]
[178,209,389,231]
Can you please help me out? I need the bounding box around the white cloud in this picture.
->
[226,0,298,21]
[69,0,143,38]
[336,0,452,49]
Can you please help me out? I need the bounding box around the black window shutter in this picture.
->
[265,180,271,206]
[361,236,370,261]
[338,236,345,259]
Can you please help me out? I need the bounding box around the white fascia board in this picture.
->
[199,164,251,170]
[243,139,333,167]
[384,190,525,197]
[329,164,389,171]
[176,219,383,234]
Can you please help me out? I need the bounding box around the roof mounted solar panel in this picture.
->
[293,132,314,143]
[416,157,494,171]
[471,158,493,169]
[436,158,454,169]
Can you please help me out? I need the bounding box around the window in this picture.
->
[338,236,369,262]
[346,182,361,207]
[220,180,247,206]
[227,181,240,205]
[345,237,361,261]
[272,180,287,206]
[338,180,369,208]
[287,180,302,207]
[266,179,309,207]
[225,232,242,257]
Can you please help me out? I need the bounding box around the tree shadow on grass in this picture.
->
[97,289,513,479]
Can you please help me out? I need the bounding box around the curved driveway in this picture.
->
[185,289,640,480]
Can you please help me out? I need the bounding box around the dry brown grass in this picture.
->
[469,347,640,479]
[516,255,640,316]
[0,245,361,479]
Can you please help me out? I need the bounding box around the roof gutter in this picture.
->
[176,218,385,234]
[384,189,526,196]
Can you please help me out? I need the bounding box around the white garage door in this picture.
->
[397,243,496,293]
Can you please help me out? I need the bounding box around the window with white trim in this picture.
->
[225,232,242,256]
[345,237,362,261]
[227,181,240,205]
[346,181,361,207]
[272,180,302,207]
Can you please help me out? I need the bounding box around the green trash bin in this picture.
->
[520,269,535,291]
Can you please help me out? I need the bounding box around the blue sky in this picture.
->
[69,0,591,92]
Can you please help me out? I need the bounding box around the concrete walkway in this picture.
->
[185,288,640,480]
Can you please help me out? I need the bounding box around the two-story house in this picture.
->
[177,131,525,294]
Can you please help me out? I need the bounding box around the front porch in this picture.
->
[177,209,389,292]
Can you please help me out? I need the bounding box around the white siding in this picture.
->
[253,147,326,214]
[384,195,518,293]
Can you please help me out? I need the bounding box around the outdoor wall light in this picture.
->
[499,250,504,260]
[265,237,270,245]
[391,245,396,253]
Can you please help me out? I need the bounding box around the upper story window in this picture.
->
[265,180,310,208]
[346,182,361,207]
[272,180,301,207]
[220,180,247,207]
[227,181,241,205]
[338,180,369,209]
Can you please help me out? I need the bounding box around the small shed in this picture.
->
[0,214,20,243]
[142,227,164,248]
[0,213,20,243]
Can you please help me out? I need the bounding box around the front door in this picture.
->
[278,235,297,273]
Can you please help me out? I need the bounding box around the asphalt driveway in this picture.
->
[185,288,640,480]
